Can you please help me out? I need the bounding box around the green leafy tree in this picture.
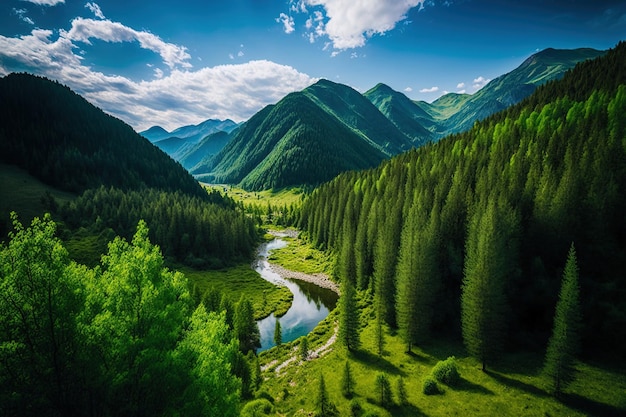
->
[543,244,582,396]
[341,360,356,398]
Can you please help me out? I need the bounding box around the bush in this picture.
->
[431,356,460,386]
[240,399,274,417]
[423,376,439,395]
[349,398,362,417]
[256,390,275,404]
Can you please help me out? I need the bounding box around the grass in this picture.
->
[179,263,293,320]
[265,233,335,276]
[203,184,308,208]
[0,163,75,235]
[251,294,626,417]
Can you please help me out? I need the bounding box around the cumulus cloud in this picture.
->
[85,2,105,20]
[13,8,35,25]
[472,76,490,90]
[292,0,425,50]
[419,86,439,93]
[20,0,65,6]
[62,17,192,70]
[0,23,316,131]
[456,82,465,89]
[277,13,296,34]
[404,87,412,92]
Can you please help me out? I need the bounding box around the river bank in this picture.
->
[268,263,340,295]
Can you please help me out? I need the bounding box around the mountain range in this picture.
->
[189,47,604,190]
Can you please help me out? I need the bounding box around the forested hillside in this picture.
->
[300,41,626,358]
[0,73,204,198]
[192,90,386,190]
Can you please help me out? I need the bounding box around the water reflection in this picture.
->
[255,239,338,352]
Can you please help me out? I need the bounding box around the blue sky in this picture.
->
[1,0,624,131]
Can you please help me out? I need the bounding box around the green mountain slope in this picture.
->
[367,47,606,142]
[192,91,386,190]
[179,130,232,170]
[301,41,626,357]
[0,73,205,198]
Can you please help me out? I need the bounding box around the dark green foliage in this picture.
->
[375,373,393,408]
[431,356,460,386]
[274,319,282,346]
[544,244,582,396]
[423,377,440,395]
[341,360,356,398]
[0,73,205,198]
[339,277,361,351]
[349,398,363,417]
[300,42,626,358]
[60,186,258,267]
[235,296,261,354]
[315,374,338,417]
[299,336,309,361]
[397,376,408,406]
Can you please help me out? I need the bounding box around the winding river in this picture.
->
[254,238,338,352]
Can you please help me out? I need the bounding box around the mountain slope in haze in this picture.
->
[192,91,386,190]
[179,130,232,171]
[141,118,239,143]
[367,47,606,141]
[0,73,205,198]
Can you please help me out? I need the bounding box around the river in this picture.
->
[254,238,338,352]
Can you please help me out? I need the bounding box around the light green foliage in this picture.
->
[240,398,275,417]
[543,244,582,396]
[431,356,460,386]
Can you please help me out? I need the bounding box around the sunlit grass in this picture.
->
[203,184,307,208]
[266,234,335,276]
[180,264,293,320]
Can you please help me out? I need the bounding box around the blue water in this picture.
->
[254,239,338,352]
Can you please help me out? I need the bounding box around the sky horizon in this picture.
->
[1,0,625,132]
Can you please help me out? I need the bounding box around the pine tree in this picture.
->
[461,199,518,371]
[299,336,309,361]
[315,374,338,417]
[339,277,360,351]
[341,360,356,398]
[543,244,582,396]
[397,376,408,406]
[274,319,282,347]
[375,373,393,408]
[235,296,261,354]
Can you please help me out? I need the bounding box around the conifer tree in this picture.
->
[235,296,261,354]
[341,360,356,398]
[543,244,581,396]
[274,319,282,347]
[339,277,360,351]
[299,336,309,361]
[315,374,337,417]
[375,373,393,408]
[461,198,518,371]
[397,376,408,406]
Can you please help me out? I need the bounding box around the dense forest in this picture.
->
[300,41,626,359]
[0,73,204,198]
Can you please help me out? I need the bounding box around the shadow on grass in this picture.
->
[562,393,626,417]
[485,370,548,398]
[404,349,433,364]
[350,349,406,376]
[449,376,495,395]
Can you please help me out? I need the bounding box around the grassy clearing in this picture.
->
[180,264,293,320]
[253,295,626,417]
[266,233,335,276]
[203,184,307,208]
[0,163,75,233]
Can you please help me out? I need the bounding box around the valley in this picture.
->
[1,41,626,417]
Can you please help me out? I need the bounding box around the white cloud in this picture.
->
[419,86,439,93]
[277,13,296,34]
[238,50,244,57]
[295,0,425,50]
[457,89,466,94]
[472,76,490,90]
[13,8,34,25]
[404,86,412,92]
[229,53,235,60]
[456,82,465,89]
[85,2,105,20]
[62,17,192,70]
[20,0,64,6]
[0,25,317,132]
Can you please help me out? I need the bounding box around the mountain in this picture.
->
[0,73,205,198]
[192,88,386,190]
[140,125,171,142]
[141,118,239,143]
[180,130,232,171]
[366,47,606,141]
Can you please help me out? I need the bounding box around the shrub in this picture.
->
[431,356,460,386]
[240,399,274,417]
[256,390,275,404]
[423,376,439,395]
[349,398,362,417]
